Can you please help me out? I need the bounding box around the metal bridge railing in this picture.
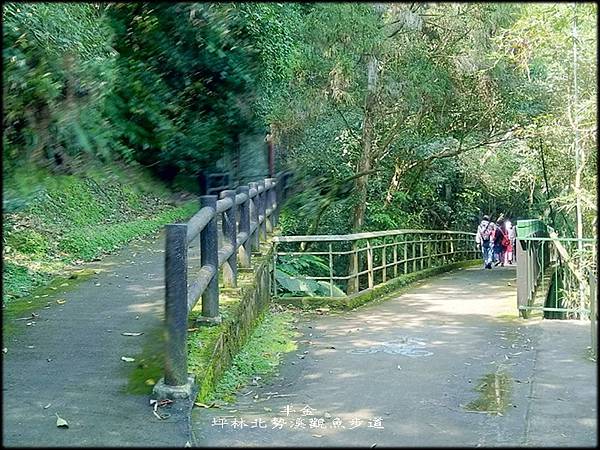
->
[273,230,479,298]
[516,223,597,320]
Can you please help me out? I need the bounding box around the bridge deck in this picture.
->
[192,265,596,447]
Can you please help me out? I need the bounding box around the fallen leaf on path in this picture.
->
[312,434,323,438]
[55,413,69,428]
[50,287,57,290]
[121,332,144,336]
[44,403,52,409]
[2,348,7,354]
[263,407,272,412]
[145,379,156,386]
[121,356,135,362]
[194,402,216,408]
[56,299,66,305]
[60,283,69,287]
[187,328,199,332]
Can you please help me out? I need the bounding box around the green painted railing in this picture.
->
[516,220,597,320]
[273,229,479,298]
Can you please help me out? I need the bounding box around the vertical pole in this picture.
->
[264,178,273,234]
[412,235,417,273]
[589,272,596,358]
[347,241,359,295]
[237,186,251,267]
[427,235,432,269]
[329,243,334,297]
[404,235,408,274]
[273,175,282,227]
[367,240,374,288]
[272,242,278,298]
[220,190,237,288]
[393,237,398,279]
[420,235,424,270]
[164,223,189,386]
[200,195,219,319]
[516,238,529,318]
[267,177,278,228]
[257,180,267,241]
[248,182,260,252]
[382,240,387,283]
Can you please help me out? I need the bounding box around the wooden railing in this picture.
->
[154,171,292,398]
[273,230,479,297]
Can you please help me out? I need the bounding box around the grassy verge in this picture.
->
[207,307,298,404]
[2,163,196,304]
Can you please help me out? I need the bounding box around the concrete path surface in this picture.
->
[2,231,194,447]
[192,265,597,447]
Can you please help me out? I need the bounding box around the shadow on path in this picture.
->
[2,231,191,447]
[191,265,596,447]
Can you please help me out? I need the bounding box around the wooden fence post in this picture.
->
[220,190,237,288]
[257,180,267,241]
[199,195,220,322]
[237,186,251,267]
[265,178,273,234]
[163,223,189,386]
[248,182,260,253]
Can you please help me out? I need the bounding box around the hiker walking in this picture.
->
[493,219,507,266]
[475,215,496,269]
[503,219,514,265]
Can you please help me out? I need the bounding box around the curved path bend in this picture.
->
[192,265,597,447]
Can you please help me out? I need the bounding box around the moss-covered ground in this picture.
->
[206,307,298,404]
[3,163,196,304]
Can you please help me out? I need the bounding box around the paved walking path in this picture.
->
[3,238,596,447]
[192,265,597,447]
[2,231,194,447]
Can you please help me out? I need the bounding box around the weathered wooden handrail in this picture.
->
[273,229,479,297]
[153,171,292,399]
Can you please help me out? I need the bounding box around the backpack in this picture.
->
[480,221,493,242]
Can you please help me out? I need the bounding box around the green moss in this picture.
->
[208,309,298,404]
[124,324,165,395]
[2,268,96,336]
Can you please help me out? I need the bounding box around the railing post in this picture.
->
[346,241,359,295]
[257,180,267,241]
[152,223,195,399]
[267,177,278,228]
[199,195,220,323]
[589,271,596,359]
[220,190,237,288]
[404,235,409,274]
[265,178,273,234]
[273,176,282,227]
[328,243,334,297]
[420,234,424,270]
[516,238,529,318]
[248,182,260,253]
[382,240,387,283]
[427,235,432,268]
[367,240,374,288]
[393,237,398,278]
[237,186,251,267]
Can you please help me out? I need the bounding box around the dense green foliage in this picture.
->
[2,164,196,302]
[3,2,597,258]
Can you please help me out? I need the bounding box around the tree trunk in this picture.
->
[351,54,378,233]
[347,54,378,294]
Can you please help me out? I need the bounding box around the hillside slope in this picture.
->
[2,163,196,304]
